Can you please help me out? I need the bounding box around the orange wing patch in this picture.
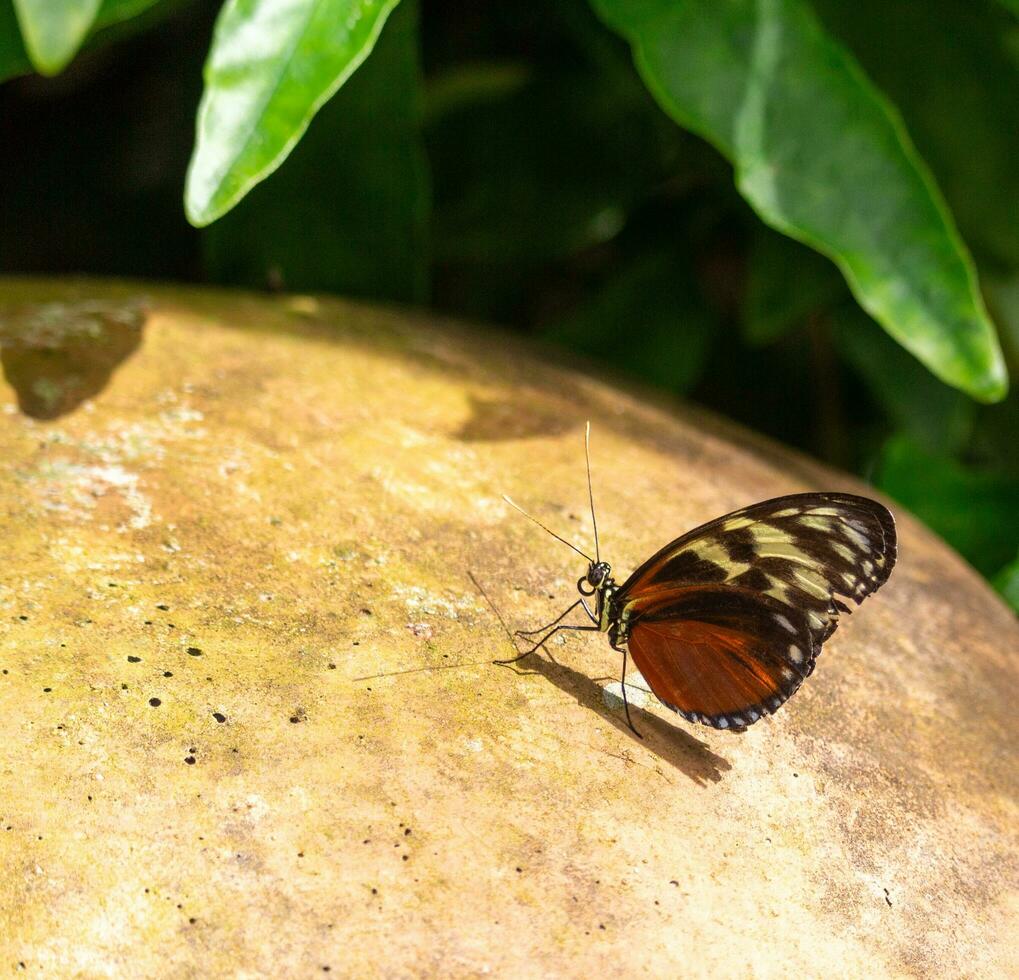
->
[624,585,815,730]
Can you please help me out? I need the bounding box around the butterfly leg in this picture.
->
[495,622,600,665]
[613,641,644,740]
[514,599,585,638]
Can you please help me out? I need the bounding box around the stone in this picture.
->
[0,278,1015,976]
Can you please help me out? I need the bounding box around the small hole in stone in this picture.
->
[213,712,226,723]
[127,656,141,663]
[164,671,173,678]
[184,756,196,765]
[149,697,162,707]
[187,647,202,657]
[156,604,169,611]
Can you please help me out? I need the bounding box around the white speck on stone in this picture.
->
[602,682,649,712]
[465,738,483,752]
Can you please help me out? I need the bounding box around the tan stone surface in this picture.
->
[0,278,1016,978]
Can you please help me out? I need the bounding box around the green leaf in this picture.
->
[593,0,1008,402]
[185,0,401,227]
[813,1,1019,272]
[0,2,31,80]
[876,435,1019,577]
[202,0,427,303]
[993,553,1019,615]
[12,0,101,75]
[95,0,160,29]
[0,0,161,82]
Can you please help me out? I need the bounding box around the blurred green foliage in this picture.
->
[0,0,1016,609]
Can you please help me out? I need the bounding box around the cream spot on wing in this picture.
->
[842,524,872,551]
[720,516,753,532]
[687,539,750,581]
[832,542,854,560]
[798,515,834,531]
[750,524,797,546]
[792,567,830,599]
[774,614,797,634]
[781,667,795,681]
[788,644,804,664]
[772,508,800,518]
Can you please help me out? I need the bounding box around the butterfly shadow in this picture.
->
[501,653,732,787]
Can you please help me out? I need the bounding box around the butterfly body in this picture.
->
[510,485,896,734]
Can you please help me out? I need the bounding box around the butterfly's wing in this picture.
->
[625,585,815,730]
[617,492,896,650]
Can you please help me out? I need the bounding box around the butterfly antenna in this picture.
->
[502,495,595,564]
[585,421,600,563]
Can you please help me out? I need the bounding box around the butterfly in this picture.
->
[501,424,896,734]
